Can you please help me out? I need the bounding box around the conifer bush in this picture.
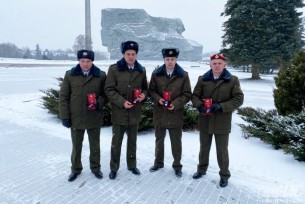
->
[274,50,305,115]
[237,107,305,161]
[40,77,63,118]
[238,107,290,149]
[183,103,198,131]
[138,98,154,131]
[238,51,305,162]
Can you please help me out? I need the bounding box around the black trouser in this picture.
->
[110,124,138,171]
[197,132,231,180]
[154,127,182,170]
[70,128,101,173]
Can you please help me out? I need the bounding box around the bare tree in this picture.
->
[72,35,92,52]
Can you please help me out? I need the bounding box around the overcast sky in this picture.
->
[1,0,304,53]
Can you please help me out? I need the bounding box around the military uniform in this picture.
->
[149,63,191,170]
[105,58,148,172]
[192,68,244,180]
[59,63,107,174]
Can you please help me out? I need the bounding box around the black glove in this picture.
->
[212,103,222,113]
[62,118,71,128]
[197,104,205,114]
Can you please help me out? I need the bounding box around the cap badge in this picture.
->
[169,51,173,54]
[215,55,219,59]
[83,52,88,56]
[130,43,134,46]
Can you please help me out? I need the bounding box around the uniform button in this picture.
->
[128,85,130,87]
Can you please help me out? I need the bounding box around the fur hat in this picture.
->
[210,54,227,61]
[121,41,139,54]
[77,49,94,61]
[161,48,179,58]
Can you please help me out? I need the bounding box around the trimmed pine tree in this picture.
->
[274,50,305,115]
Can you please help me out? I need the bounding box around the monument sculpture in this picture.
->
[101,8,203,61]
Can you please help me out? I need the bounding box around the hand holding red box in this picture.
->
[87,93,97,110]
[132,88,141,105]
[203,98,213,116]
[163,90,171,108]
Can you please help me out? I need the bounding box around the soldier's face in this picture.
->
[210,59,226,76]
[164,57,177,70]
[79,58,93,72]
[123,50,137,66]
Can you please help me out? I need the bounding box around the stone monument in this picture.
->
[101,8,203,61]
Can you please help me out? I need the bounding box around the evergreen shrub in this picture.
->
[238,107,305,161]
[274,50,305,115]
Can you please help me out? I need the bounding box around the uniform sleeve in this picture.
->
[59,72,71,120]
[97,71,108,110]
[104,66,126,108]
[141,69,148,99]
[148,72,162,104]
[220,77,244,113]
[171,73,192,110]
[191,76,204,108]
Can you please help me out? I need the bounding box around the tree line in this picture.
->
[0,35,108,60]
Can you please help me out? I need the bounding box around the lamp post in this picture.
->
[85,0,92,50]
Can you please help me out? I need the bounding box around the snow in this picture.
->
[0,59,304,203]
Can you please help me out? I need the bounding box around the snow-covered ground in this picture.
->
[0,59,304,204]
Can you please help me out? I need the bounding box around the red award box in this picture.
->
[132,88,141,105]
[203,98,213,116]
[163,90,171,108]
[87,93,97,110]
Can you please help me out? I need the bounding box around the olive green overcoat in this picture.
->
[192,68,244,134]
[59,64,107,129]
[105,58,148,125]
[148,64,192,128]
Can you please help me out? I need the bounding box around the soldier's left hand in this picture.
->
[62,118,72,128]
[168,104,175,111]
[212,103,222,113]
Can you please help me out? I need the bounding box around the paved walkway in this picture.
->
[1,120,303,204]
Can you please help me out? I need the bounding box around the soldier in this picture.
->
[105,41,148,180]
[148,48,191,177]
[191,54,244,187]
[59,49,108,182]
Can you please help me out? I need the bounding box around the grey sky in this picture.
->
[1,0,304,53]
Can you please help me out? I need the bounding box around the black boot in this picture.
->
[149,165,163,172]
[68,173,80,182]
[174,170,182,178]
[192,172,206,179]
[109,171,117,180]
[128,167,141,175]
[93,171,103,179]
[219,179,228,188]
